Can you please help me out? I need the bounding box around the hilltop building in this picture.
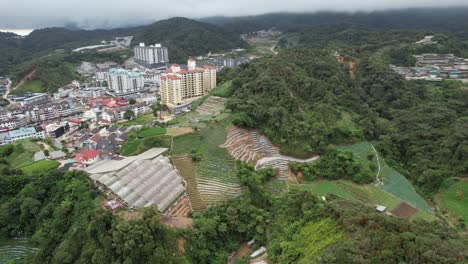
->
[134,43,169,68]
[107,68,145,95]
[160,59,216,108]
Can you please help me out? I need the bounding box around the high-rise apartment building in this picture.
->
[134,43,169,68]
[160,60,217,106]
[107,68,145,95]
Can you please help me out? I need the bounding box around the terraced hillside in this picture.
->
[171,123,243,209]
[195,96,226,116]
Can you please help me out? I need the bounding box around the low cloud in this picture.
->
[1,0,467,29]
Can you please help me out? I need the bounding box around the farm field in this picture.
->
[336,142,432,213]
[20,159,59,174]
[440,180,468,225]
[246,38,279,56]
[171,122,242,207]
[294,180,434,221]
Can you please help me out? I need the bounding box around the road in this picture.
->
[371,144,383,186]
[270,44,278,55]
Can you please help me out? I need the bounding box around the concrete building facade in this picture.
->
[107,68,145,95]
[134,43,169,68]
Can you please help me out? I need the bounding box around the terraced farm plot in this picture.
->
[172,155,206,212]
[1,140,41,168]
[195,96,226,116]
[222,126,280,164]
[391,202,418,218]
[171,124,243,209]
[380,164,432,213]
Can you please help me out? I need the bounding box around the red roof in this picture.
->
[162,75,181,80]
[172,64,180,67]
[69,119,84,124]
[76,149,100,161]
[203,65,216,70]
[188,58,196,61]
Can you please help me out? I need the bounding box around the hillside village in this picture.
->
[0,10,467,264]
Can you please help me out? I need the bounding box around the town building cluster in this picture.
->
[391,53,468,82]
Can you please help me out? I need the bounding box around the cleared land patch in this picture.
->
[166,127,194,136]
[391,202,418,218]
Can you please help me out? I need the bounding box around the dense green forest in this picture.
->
[0,171,183,263]
[132,17,249,63]
[224,48,467,195]
[2,165,463,263]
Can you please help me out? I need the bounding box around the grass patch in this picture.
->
[12,80,43,96]
[291,181,355,201]
[120,113,154,126]
[20,160,59,174]
[138,126,166,138]
[209,81,232,97]
[440,180,468,225]
[120,135,171,156]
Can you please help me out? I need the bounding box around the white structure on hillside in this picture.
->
[134,43,169,68]
[107,68,145,95]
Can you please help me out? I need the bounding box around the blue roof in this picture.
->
[7,127,37,138]
[108,68,144,78]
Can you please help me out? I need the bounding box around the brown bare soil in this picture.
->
[391,202,418,218]
[234,242,252,260]
[166,127,194,136]
[167,196,192,217]
[177,237,187,255]
[160,216,194,229]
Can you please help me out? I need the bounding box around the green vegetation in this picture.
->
[120,134,171,156]
[120,113,154,126]
[290,149,374,184]
[337,142,432,213]
[279,219,344,263]
[0,140,40,169]
[440,180,468,226]
[290,180,355,200]
[0,171,183,263]
[209,80,233,97]
[133,17,249,63]
[19,160,59,174]
[172,122,239,184]
[137,126,167,138]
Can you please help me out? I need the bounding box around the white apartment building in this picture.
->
[0,127,45,144]
[107,68,145,95]
[134,43,169,68]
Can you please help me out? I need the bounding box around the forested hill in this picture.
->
[224,48,467,195]
[132,17,249,63]
[0,17,247,75]
[202,8,468,36]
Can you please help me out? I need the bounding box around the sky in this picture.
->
[0,0,467,31]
